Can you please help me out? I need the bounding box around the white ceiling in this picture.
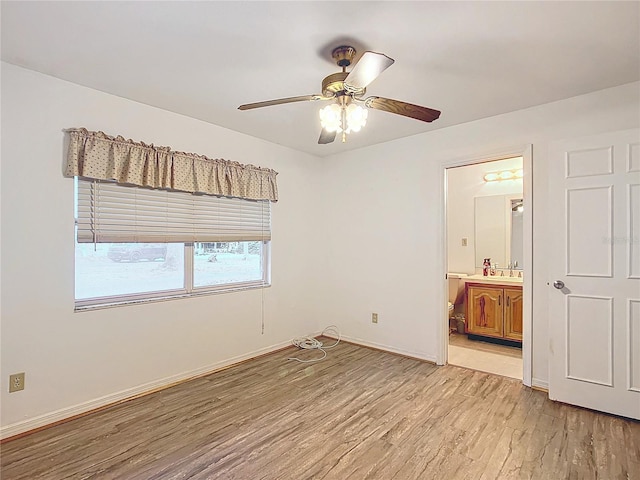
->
[2,1,639,157]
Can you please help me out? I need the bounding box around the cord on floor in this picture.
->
[287,325,341,363]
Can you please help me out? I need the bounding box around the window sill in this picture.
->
[74,282,271,312]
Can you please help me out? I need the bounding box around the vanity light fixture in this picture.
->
[483,169,523,182]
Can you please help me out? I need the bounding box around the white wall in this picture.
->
[319,82,640,387]
[2,62,638,436]
[447,157,523,275]
[0,63,322,437]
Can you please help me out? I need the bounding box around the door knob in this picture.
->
[553,280,565,289]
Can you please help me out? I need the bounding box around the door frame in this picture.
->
[437,144,533,387]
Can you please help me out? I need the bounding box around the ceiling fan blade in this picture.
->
[365,96,441,123]
[318,128,336,144]
[238,94,331,110]
[344,51,394,90]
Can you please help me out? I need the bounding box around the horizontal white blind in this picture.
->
[77,179,271,243]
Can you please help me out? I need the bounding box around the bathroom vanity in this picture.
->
[464,276,523,343]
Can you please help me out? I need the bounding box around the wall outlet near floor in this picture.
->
[9,372,25,392]
[372,313,378,324]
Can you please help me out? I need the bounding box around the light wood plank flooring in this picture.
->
[2,340,638,479]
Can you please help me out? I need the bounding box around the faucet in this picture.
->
[508,262,514,277]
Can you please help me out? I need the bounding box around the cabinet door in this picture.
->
[466,285,504,338]
[504,287,523,341]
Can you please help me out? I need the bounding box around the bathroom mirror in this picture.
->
[474,194,523,269]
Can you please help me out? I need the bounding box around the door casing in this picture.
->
[438,145,533,387]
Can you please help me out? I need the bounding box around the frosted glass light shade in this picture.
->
[319,103,368,134]
[319,104,342,133]
[345,104,368,133]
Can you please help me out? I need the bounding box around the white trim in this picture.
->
[565,294,614,387]
[628,184,640,279]
[439,144,533,387]
[75,281,272,312]
[628,299,640,392]
[565,186,613,278]
[565,146,613,178]
[327,334,437,364]
[522,145,533,388]
[532,378,549,391]
[0,340,292,440]
[628,142,640,173]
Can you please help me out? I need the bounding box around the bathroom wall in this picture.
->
[447,157,524,275]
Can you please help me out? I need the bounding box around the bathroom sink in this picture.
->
[465,274,523,284]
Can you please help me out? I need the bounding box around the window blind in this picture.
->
[76,179,271,243]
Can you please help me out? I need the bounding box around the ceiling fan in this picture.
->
[238,45,441,144]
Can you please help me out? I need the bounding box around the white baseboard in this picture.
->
[1,340,292,441]
[531,378,549,391]
[327,333,437,363]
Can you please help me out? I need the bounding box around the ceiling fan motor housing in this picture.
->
[322,71,363,98]
[325,46,366,98]
[331,45,356,67]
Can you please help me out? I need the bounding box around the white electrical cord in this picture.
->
[287,325,341,363]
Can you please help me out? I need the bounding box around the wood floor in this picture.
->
[2,340,639,479]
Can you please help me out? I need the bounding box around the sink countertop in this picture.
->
[465,274,523,284]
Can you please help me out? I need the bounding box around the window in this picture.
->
[74,179,270,308]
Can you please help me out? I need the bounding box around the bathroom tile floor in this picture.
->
[448,332,523,380]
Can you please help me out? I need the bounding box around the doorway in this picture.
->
[438,146,533,386]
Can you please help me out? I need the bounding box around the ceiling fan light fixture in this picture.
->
[319,103,368,135]
[239,45,441,145]
[319,104,343,133]
[344,104,368,133]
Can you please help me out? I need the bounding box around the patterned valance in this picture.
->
[64,128,278,201]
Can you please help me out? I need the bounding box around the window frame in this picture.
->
[74,177,272,310]
[75,241,271,311]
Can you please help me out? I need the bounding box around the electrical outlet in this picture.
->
[372,313,378,324]
[9,372,25,393]
[462,237,468,246]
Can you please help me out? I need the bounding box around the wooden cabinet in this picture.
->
[503,287,523,341]
[466,283,523,343]
[466,285,504,337]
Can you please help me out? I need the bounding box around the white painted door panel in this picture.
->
[549,129,640,419]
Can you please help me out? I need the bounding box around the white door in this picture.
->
[549,128,640,419]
